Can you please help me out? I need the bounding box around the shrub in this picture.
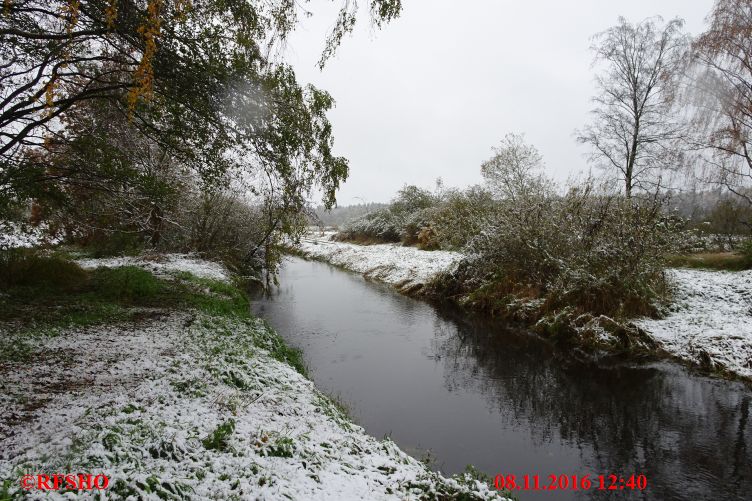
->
[741,239,752,269]
[93,266,162,301]
[0,249,87,290]
[336,184,498,250]
[401,207,438,246]
[389,185,436,218]
[335,208,402,243]
[432,186,496,250]
[438,178,684,320]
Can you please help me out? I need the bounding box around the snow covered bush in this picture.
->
[335,207,403,243]
[436,178,685,325]
[431,186,497,250]
[336,184,494,250]
[160,188,301,278]
[424,136,687,329]
[401,207,441,248]
[336,185,439,245]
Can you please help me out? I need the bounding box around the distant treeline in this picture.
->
[312,203,389,229]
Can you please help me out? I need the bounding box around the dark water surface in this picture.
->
[250,257,752,500]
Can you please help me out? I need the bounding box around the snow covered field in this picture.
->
[296,233,463,292]
[635,268,752,379]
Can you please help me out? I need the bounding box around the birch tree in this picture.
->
[578,17,688,197]
[690,0,752,210]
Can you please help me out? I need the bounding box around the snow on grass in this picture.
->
[76,254,231,283]
[0,221,61,250]
[296,233,463,292]
[635,268,752,379]
[0,310,506,500]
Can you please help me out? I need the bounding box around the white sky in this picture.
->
[284,0,715,205]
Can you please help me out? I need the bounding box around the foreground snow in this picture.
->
[1,252,505,500]
[0,312,505,500]
[635,268,752,379]
[76,254,231,283]
[296,234,463,292]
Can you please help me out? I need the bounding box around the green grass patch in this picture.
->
[93,266,163,301]
[0,250,252,336]
[202,419,235,451]
[261,326,307,376]
[666,251,751,271]
[0,250,315,398]
[174,272,250,317]
[0,248,88,289]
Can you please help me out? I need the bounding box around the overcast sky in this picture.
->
[284,0,715,205]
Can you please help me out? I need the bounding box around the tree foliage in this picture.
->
[481,133,553,201]
[0,0,401,273]
[689,0,752,209]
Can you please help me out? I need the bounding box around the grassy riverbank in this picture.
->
[0,250,507,500]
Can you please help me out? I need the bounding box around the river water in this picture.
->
[250,256,751,500]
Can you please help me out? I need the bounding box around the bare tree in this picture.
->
[578,17,688,197]
[689,0,752,210]
[480,133,552,202]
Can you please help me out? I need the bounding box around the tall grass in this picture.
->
[0,248,87,290]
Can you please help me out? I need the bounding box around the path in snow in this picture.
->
[1,251,505,500]
[0,312,505,500]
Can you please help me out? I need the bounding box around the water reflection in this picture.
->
[431,308,751,500]
[251,257,752,500]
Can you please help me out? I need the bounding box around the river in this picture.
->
[250,256,751,500]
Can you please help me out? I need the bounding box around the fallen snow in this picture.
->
[76,254,231,283]
[635,268,752,379]
[296,233,463,292]
[0,221,61,250]
[0,305,504,500]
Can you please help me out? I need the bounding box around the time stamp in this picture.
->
[493,474,648,493]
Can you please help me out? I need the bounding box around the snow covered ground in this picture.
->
[0,312,504,500]
[0,221,61,250]
[76,254,231,283]
[296,233,463,292]
[0,256,505,500]
[635,268,752,379]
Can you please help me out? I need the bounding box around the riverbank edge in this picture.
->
[291,239,752,385]
[0,252,509,500]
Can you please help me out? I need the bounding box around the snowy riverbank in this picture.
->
[296,235,752,380]
[296,233,463,293]
[0,255,505,500]
[76,253,231,283]
[635,268,752,380]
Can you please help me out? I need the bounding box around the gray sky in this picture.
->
[285,0,714,205]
